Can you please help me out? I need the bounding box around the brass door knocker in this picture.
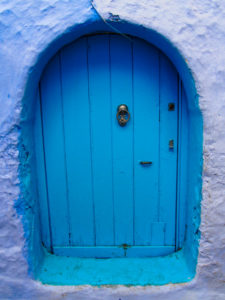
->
[116,104,130,126]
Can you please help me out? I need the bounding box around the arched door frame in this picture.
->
[19,19,203,284]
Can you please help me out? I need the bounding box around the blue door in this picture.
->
[35,34,179,258]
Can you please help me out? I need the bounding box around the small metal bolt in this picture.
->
[168,103,175,111]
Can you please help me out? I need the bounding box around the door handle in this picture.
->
[117,104,130,126]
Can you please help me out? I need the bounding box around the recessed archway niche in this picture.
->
[20,20,203,285]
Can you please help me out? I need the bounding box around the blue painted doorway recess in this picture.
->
[35,34,186,258]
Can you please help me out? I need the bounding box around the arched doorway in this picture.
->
[34,33,188,258]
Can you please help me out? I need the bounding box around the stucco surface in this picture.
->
[0,0,225,299]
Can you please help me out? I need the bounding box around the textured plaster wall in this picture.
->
[0,0,225,299]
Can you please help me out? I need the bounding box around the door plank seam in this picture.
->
[158,52,161,223]
[131,38,136,246]
[86,36,97,246]
[108,34,116,245]
[59,52,72,245]
[39,82,53,252]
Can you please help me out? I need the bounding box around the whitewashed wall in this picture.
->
[0,0,225,299]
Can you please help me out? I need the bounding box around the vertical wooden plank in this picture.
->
[60,38,94,246]
[87,35,114,246]
[34,88,51,250]
[40,54,69,247]
[151,222,165,246]
[133,38,160,245]
[177,83,189,248]
[159,53,178,246]
[110,35,134,246]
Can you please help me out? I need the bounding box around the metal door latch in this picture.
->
[169,139,174,150]
[140,161,152,166]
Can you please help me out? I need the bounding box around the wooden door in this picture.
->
[35,34,179,258]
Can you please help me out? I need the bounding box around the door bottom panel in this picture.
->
[53,246,175,258]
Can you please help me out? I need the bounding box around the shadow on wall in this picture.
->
[18,15,203,285]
